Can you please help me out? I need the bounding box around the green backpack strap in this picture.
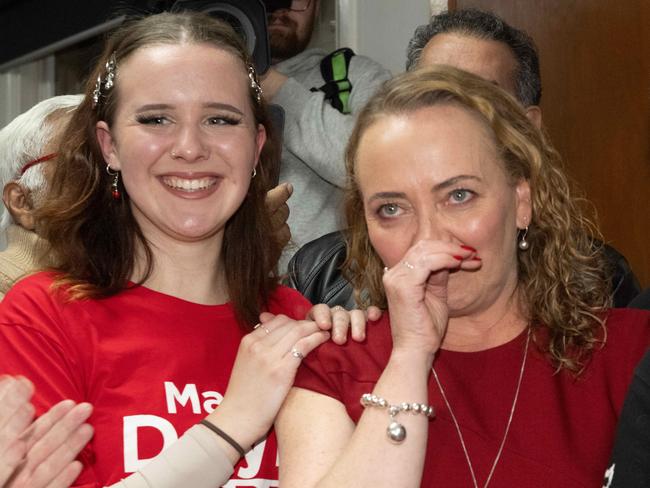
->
[311,47,355,114]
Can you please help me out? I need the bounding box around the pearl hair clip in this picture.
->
[247,64,263,104]
[92,53,117,108]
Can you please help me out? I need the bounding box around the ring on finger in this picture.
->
[290,348,304,360]
[402,260,415,270]
[331,305,345,313]
[254,323,271,334]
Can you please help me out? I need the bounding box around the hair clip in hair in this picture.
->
[92,74,102,107]
[104,54,116,90]
[92,53,117,108]
[247,64,263,104]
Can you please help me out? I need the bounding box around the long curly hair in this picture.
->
[36,12,282,329]
[343,66,611,372]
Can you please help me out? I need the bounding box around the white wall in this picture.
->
[337,0,432,74]
[0,57,55,129]
[310,0,338,52]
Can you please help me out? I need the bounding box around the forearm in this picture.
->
[278,348,433,488]
[107,425,234,488]
[196,401,262,465]
[318,350,432,487]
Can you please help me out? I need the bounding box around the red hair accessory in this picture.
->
[20,153,57,176]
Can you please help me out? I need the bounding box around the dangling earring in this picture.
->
[251,167,257,179]
[106,164,121,200]
[518,226,529,251]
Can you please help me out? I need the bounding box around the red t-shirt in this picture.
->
[294,308,650,488]
[0,272,312,488]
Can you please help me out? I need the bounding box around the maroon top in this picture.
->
[295,308,650,488]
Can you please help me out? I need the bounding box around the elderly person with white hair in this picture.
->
[0,96,94,488]
[0,95,82,297]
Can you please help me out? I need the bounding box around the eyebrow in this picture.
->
[135,102,244,115]
[367,191,407,204]
[367,175,482,203]
[432,175,482,191]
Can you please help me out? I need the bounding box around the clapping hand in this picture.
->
[0,376,94,488]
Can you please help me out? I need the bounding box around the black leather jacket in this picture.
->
[287,231,356,308]
[629,288,650,310]
[287,231,642,309]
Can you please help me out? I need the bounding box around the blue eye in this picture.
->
[378,203,401,217]
[449,189,475,204]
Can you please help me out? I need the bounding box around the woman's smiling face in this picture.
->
[96,42,265,245]
[356,103,531,316]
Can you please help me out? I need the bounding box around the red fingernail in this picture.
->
[460,245,477,252]
[453,255,464,261]
[471,256,482,261]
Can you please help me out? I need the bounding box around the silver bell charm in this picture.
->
[387,421,406,443]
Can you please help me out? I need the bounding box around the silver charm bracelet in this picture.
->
[360,393,435,443]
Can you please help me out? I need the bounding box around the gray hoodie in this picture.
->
[273,48,392,270]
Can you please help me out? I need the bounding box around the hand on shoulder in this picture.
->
[307,303,382,344]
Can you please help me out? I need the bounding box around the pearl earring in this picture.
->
[518,226,529,251]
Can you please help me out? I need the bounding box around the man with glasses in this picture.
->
[0,95,82,298]
[260,0,391,269]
